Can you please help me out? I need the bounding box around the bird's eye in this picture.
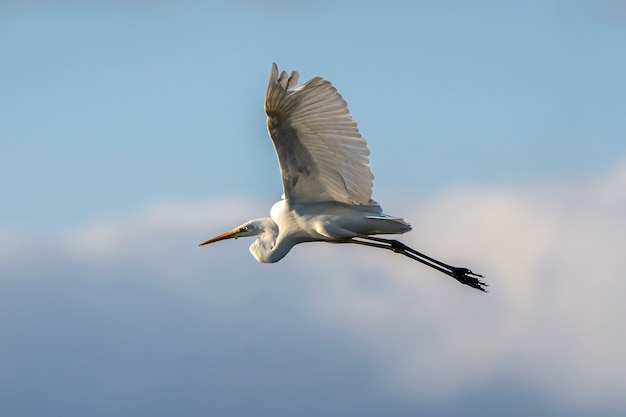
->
[239,226,248,233]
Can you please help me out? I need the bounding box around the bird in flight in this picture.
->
[200,63,487,292]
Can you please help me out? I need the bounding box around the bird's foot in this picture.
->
[366,238,488,292]
[451,267,488,292]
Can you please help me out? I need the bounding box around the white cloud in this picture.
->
[2,162,626,416]
[302,160,626,410]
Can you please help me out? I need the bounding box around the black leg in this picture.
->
[350,237,488,292]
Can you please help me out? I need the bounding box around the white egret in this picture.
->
[200,63,487,291]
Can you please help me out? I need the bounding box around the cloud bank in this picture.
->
[1,162,626,416]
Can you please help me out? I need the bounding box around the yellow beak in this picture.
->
[198,228,239,246]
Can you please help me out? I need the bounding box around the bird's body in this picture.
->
[200,64,487,291]
[245,199,411,263]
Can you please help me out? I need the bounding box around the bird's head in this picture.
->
[198,221,261,246]
[199,218,281,263]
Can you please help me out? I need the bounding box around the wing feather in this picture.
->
[264,63,374,205]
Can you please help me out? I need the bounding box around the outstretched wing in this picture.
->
[264,63,374,205]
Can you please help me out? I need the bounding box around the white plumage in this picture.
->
[200,63,487,292]
[265,63,373,205]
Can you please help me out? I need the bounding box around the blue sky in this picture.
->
[2,1,626,416]
[3,0,625,229]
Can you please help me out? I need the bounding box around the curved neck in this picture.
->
[247,218,294,263]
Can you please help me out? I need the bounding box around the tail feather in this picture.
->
[365,215,412,234]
